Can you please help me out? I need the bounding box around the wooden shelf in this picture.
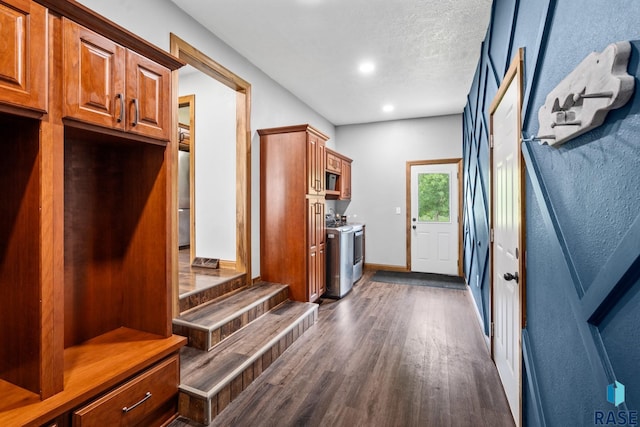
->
[0,328,186,426]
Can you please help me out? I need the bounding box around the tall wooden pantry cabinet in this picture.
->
[259,125,327,303]
[0,0,186,425]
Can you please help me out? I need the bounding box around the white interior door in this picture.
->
[491,61,522,426]
[410,163,459,276]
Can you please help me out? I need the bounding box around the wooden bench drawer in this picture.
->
[73,355,179,427]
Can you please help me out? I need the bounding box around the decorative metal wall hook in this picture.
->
[536,41,634,147]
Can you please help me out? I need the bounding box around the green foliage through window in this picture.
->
[418,173,450,222]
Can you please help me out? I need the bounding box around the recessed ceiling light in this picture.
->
[382,104,394,112]
[359,62,375,74]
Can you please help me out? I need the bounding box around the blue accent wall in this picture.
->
[463,1,640,424]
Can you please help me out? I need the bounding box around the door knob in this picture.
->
[503,272,519,283]
[412,225,416,230]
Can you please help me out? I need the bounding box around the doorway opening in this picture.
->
[170,34,252,316]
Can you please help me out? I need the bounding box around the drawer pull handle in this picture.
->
[122,391,152,413]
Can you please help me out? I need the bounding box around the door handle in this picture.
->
[412,225,416,230]
[503,272,519,283]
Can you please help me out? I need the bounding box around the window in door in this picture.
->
[418,172,451,223]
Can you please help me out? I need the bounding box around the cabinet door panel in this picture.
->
[318,243,326,296]
[307,199,318,249]
[317,138,326,194]
[316,201,325,296]
[307,199,325,301]
[63,19,125,129]
[0,0,47,113]
[341,161,352,199]
[306,134,326,195]
[308,249,318,302]
[307,199,320,302]
[126,50,170,140]
[307,135,318,194]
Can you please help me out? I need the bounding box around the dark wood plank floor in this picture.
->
[173,270,515,427]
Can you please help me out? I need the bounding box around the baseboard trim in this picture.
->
[218,259,236,270]
[522,329,547,427]
[365,263,409,272]
[465,276,490,351]
[252,276,262,285]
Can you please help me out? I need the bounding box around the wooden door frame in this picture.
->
[170,34,252,316]
[405,158,463,276]
[489,47,526,425]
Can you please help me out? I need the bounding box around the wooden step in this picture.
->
[179,272,247,313]
[177,300,318,425]
[173,282,289,351]
[174,282,290,351]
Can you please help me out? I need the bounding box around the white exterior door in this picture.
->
[410,163,459,276]
[491,52,523,427]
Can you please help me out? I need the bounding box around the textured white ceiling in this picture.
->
[171,0,492,125]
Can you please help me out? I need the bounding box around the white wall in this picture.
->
[179,71,236,261]
[335,115,462,268]
[78,0,336,277]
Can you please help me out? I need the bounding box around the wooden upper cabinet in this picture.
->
[63,19,170,141]
[325,148,352,200]
[0,0,47,115]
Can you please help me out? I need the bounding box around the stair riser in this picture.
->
[179,275,246,313]
[174,289,290,351]
[178,309,317,425]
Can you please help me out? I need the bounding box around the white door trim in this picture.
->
[489,48,526,427]
[406,158,463,276]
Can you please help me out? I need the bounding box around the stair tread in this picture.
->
[175,282,288,330]
[180,300,317,395]
[179,271,245,299]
